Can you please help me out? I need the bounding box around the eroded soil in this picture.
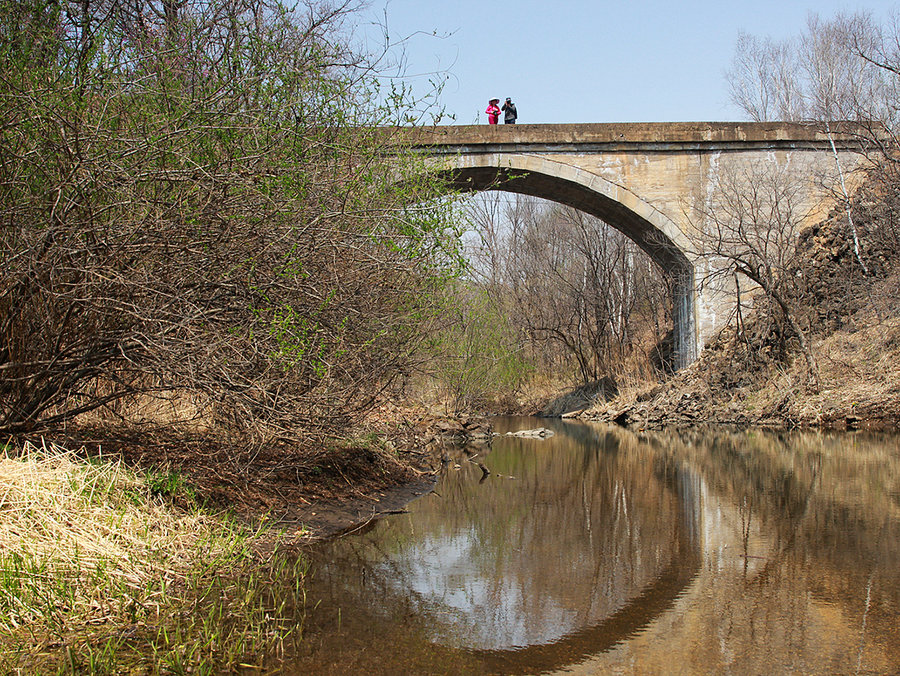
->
[47,409,490,538]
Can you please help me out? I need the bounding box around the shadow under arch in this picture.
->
[433,153,698,367]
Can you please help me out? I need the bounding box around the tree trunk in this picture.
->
[737,266,820,390]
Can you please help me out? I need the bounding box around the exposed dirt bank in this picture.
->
[47,407,491,538]
[581,316,900,431]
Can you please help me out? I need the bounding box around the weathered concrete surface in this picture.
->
[389,122,868,367]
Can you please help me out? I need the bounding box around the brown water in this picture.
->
[290,418,900,675]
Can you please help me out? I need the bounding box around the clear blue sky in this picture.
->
[360,0,898,124]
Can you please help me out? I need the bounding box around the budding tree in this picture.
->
[0,0,461,438]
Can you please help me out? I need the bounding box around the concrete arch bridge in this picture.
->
[393,122,865,369]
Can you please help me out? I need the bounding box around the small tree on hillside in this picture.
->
[688,161,821,388]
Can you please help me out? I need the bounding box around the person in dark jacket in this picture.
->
[502,97,517,124]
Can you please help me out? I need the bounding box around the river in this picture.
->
[288,417,900,674]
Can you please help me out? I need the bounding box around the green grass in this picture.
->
[146,466,198,504]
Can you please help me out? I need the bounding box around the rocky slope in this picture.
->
[583,193,900,431]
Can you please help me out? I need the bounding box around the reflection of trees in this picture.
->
[637,425,900,672]
[649,426,900,562]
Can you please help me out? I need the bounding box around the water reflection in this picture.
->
[291,421,900,675]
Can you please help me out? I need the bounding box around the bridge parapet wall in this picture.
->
[394,121,863,148]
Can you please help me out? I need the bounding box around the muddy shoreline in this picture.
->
[277,474,438,539]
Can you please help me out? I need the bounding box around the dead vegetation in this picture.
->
[0,440,310,673]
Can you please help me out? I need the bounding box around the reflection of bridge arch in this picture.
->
[460,462,702,674]
[299,421,706,674]
[435,153,697,367]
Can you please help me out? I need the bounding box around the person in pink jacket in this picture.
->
[486,98,501,124]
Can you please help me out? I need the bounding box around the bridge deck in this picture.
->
[392,121,862,151]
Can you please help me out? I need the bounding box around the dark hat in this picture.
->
[505,97,512,102]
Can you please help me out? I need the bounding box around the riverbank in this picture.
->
[0,413,473,672]
[3,370,894,674]
[581,314,900,431]
[580,197,900,432]
[5,201,898,672]
[0,440,309,673]
[52,405,492,537]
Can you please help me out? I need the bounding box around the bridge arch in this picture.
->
[430,153,698,367]
[391,121,868,371]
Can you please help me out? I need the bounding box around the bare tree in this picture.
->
[688,161,821,387]
[464,193,671,385]
[726,32,806,122]
[801,13,890,124]
[727,11,894,125]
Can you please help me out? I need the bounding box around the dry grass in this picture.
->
[797,316,900,424]
[0,440,308,674]
[741,315,900,424]
[584,313,900,430]
[72,384,217,433]
[2,443,198,584]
